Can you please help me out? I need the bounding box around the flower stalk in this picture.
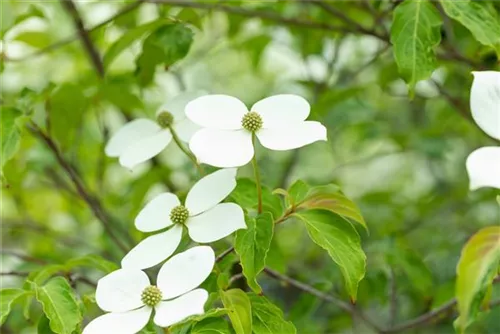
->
[169,126,205,176]
[251,133,263,213]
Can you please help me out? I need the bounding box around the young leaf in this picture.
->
[135,23,193,86]
[440,0,500,53]
[220,289,252,334]
[1,107,22,173]
[191,317,230,334]
[33,277,82,334]
[64,254,118,273]
[235,213,274,294]
[455,226,500,332]
[287,179,310,207]
[293,210,366,301]
[248,293,297,334]
[391,0,442,95]
[297,185,367,230]
[230,178,283,219]
[103,19,167,69]
[0,289,30,325]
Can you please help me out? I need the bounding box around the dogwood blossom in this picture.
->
[466,71,500,190]
[185,94,327,167]
[105,92,204,169]
[83,246,214,334]
[121,168,245,269]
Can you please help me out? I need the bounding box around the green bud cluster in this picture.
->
[157,111,174,128]
[170,205,189,225]
[141,285,162,307]
[241,111,263,132]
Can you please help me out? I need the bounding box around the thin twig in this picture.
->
[307,0,388,40]
[146,0,357,34]
[216,247,234,263]
[389,268,397,327]
[0,250,47,265]
[60,0,104,77]
[263,267,384,333]
[28,122,130,253]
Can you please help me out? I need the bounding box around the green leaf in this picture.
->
[0,288,30,325]
[103,19,167,69]
[293,210,366,301]
[191,317,230,334]
[287,180,310,207]
[14,31,52,48]
[136,23,193,86]
[33,277,82,334]
[1,107,22,173]
[176,8,203,30]
[230,178,283,219]
[49,84,87,148]
[297,185,367,230]
[455,226,500,332]
[38,314,57,334]
[390,0,442,95]
[220,289,252,334]
[235,213,274,294]
[440,0,500,53]
[64,254,118,273]
[248,294,296,334]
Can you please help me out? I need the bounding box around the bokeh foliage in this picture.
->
[1,1,500,333]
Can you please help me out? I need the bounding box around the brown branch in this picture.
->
[146,0,355,34]
[306,0,389,40]
[60,0,104,77]
[216,246,234,263]
[0,250,47,265]
[263,267,384,333]
[6,1,143,62]
[28,122,130,253]
[384,275,500,333]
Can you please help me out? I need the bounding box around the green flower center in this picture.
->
[241,112,263,132]
[157,111,174,128]
[141,285,162,307]
[170,205,189,225]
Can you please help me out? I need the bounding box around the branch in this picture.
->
[0,249,47,265]
[216,246,234,263]
[6,1,142,62]
[384,275,500,333]
[60,0,104,77]
[146,0,356,34]
[263,267,384,333]
[306,0,389,40]
[28,122,130,254]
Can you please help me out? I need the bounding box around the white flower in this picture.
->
[121,168,245,269]
[105,92,205,169]
[83,246,214,334]
[185,94,327,167]
[466,71,500,190]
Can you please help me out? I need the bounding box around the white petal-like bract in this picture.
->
[466,146,500,190]
[135,193,180,232]
[153,289,208,327]
[252,94,310,128]
[470,71,500,140]
[185,168,237,216]
[95,269,149,312]
[121,225,183,270]
[105,119,160,157]
[187,203,246,243]
[173,117,200,143]
[186,94,247,130]
[257,121,327,151]
[189,129,254,167]
[119,129,172,169]
[82,306,151,334]
[157,246,215,299]
[157,91,207,119]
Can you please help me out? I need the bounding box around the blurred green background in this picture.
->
[1,1,499,333]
